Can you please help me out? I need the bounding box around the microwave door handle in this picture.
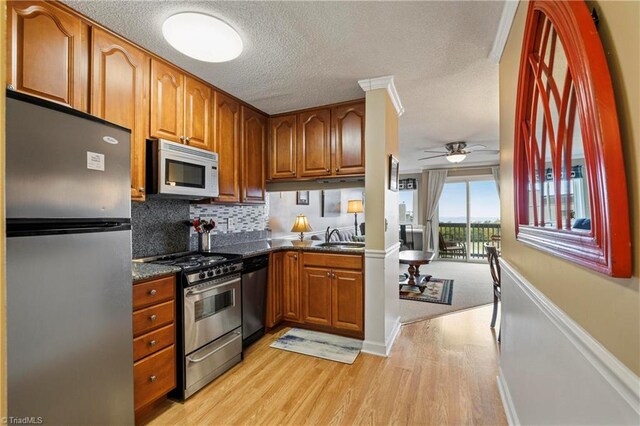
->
[186,331,241,364]
[185,277,241,297]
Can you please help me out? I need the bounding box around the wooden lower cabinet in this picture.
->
[133,345,176,410]
[332,270,364,332]
[266,251,364,339]
[302,267,332,326]
[283,251,302,322]
[266,252,284,327]
[132,274,176,414]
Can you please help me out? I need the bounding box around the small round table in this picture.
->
[399,250,435,293]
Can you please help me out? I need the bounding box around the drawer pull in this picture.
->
[149,314,157,322]
[326,272,330,277]
[148,289,157,296]
[149,340,157,347]
[149,375,157,383]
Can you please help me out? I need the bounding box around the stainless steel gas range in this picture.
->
[143,251,244,399]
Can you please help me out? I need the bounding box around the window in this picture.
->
[399,183,418,225]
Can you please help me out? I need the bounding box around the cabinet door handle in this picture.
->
[180,136,185,142]
[291,171,296,175]
[149,340,157,347]
[326,168,330,172]
[326,272,331,277]
[149,314,157,322]
[149,375,157,383]
[332,273,336,278]
[186,137,191,143]
[7,84,15,91]
[293,255,298,260]
[148,289,157,296]
[139,187,145,193]
[336,168,339,172]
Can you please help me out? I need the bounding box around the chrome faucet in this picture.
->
[325,227,340,242]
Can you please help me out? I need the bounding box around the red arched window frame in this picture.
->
[513,1,631,277]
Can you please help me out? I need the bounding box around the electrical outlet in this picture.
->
[227,218,234,230]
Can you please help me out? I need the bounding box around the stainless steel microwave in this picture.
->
[146,139,219,199]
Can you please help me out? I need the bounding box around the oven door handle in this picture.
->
[185,277,240,297]
[186,331,242,364]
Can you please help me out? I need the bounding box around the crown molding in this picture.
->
[489,0,519,64]
[358,75,405,117]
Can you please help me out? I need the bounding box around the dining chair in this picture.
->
[485,243,501,342]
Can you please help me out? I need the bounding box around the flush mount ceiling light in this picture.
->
[162,12,243,63]
[446,152,467,163]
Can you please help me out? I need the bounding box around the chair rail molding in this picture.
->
[357,76,404,117]
[499,260,640,425]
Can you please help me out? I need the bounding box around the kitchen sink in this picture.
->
[318,242,365,249]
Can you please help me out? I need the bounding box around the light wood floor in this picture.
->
[140,305,506,426]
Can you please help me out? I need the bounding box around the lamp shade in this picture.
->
[347,199,364,214]
[291,214,312,233]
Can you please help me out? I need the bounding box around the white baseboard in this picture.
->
[500,260,640,425]
[361,318,401,357]
[497,367,520,426]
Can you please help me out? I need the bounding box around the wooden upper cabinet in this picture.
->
[91,28,149,201]
[184,77,211,151]
[302,266,332,327]
[150,59,184,143]
[241,107,267,204]
[332,270,364,333]
[214,92,241,203]
[283,251,302,323]
[268,115,297,180]
[7,1,85,110]
[298,108,331,177]
[332,101,365,175]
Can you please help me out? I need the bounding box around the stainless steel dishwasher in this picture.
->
[242,255,269,347]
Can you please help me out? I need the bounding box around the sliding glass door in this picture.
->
[438,178,500,262]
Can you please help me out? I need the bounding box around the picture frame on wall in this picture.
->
[296,191,309,205]
[389,155,399,192]
[321,190,341,217]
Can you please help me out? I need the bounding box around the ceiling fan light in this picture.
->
[162,12,243,63]
[446,153,467,163]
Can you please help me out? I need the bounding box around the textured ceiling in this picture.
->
[64,0,504,172]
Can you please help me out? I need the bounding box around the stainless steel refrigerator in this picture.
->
[6,91,134,425]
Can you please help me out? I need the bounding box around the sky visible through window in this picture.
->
[439,180,500,223]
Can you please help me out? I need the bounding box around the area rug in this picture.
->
[399,261,494,323]
[400,278,454,305]
[270,328,362,364]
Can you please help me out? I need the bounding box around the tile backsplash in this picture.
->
[190,195,270,235]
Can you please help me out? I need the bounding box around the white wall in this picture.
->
[268,189,365,239]
[499,261,640,425]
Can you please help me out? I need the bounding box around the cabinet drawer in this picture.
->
[134,344,175,411]
[133,300,174,336]
[133,275,175,309]
[302,252,363,270]
[133,323,174,362]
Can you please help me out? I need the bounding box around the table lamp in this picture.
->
[347,199,364,236]
[291,214,312,241]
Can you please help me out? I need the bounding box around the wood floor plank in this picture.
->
[140,305,506,426]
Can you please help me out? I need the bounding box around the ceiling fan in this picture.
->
[418,142,499,163]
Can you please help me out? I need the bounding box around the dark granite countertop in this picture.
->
[212,239,365,258]
[132,262,181,282]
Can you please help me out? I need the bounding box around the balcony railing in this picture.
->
[438,222,501,260]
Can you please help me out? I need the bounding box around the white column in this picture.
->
[358,76,404,356]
